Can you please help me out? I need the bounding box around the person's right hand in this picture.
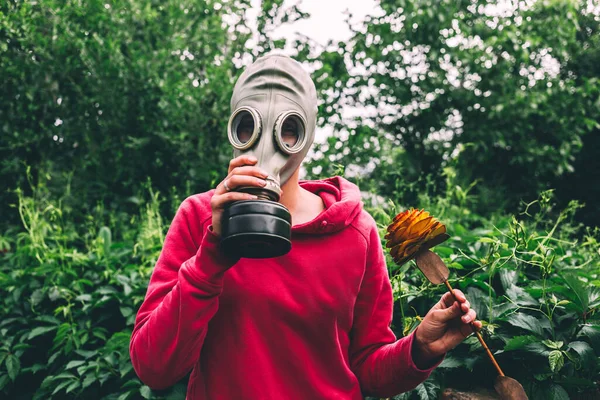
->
[210,155,270,237]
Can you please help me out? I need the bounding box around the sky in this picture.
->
[244,0,382,147]
[256,0,379,46]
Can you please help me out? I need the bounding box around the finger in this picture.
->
[211,191,257,209]
[226,175,267,191]
[452,289,467,303]
[228,155,258,174]
[473,320,483,330]
[214,175,265,195]
[227,166,269,179]
[460,300,471,314]
[432,301,462,323]
[461,309,477,324]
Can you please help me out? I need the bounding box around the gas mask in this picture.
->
[220,54,318,259]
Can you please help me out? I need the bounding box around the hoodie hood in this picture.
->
[292,176,363,235]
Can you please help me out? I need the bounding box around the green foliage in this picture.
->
[1,0,599,398]
[0,176,183,399]
[306,0,600,226]
[0,0,253,227]
[366,182,600,400]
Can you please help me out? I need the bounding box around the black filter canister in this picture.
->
[220,200,292,258]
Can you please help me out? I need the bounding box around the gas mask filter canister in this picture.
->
[219,54,317,259]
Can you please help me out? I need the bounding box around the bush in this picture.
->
[1,171,598,399]
[0,175,184,399]
[368,182,600,400]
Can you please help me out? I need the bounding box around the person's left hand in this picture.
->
[412,289,483,369]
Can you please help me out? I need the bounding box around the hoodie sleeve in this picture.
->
[348,220,442,397]
[129,195,238,390]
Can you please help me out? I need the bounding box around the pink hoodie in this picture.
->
[130,177,439,399]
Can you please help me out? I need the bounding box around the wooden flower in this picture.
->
[385,208,447,266]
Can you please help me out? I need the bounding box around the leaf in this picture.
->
[75,349,98,359]
[505,313,544,336]
[438,356,462,369]
[140,385,153,399]
[82,373,96,389]
[542,340,563,350]
[30,288,44,306]
[562,274,590,312]
[66,380,80,394]
[52,379,71,395]
[28,326,57,340]
[75,294,92,302]
[415,380,439,400]
[120,307,133,318]
[549,350,564,373]
[504,335,538,351]
[0,374,9,391]
[505,285,538,306]
[545,384,570,400]
[6,355,20,381]
[499,270,517,290]
[568,341,595,369]
[165,383,188,400]
[99,226,112,256]
[578,324,600,351]
[66,360,86,369]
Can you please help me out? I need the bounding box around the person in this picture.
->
[129,53,482,399]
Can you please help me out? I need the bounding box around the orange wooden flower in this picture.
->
[385,208,447,266]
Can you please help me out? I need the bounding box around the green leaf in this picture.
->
[438,356,462,368]
[120,307,133,318]
[165,383,188,400]
[140,385,152,399]
[499,270,517,290]
[415,380,439,400]
[99,226,112,256]
[542,340,563,350]
[75,349,98,359]
[52,379,71,395]
[505,313,544,336]
[568,341,595,369]
[545,384,570,400]
[578,324,600,351]
[66,360,86,369]
[82,373,96,389]
[562,274,590,312]
[6,355,20,381]
[504,335,538,351]
[28,325,57,340]
[0,374,9,390]
[65,380,80,394]
[549,350,564,373]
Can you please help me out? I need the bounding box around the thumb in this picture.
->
[432,300,462,323]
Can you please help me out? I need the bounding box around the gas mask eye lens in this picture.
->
[237,114,254,144]
[281,119,299,148]
[228,107,262,150]
[275,112,306,154]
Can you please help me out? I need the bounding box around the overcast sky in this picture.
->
[261,0,379,46]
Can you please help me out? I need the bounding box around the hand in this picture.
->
[412,289,483,369]
[210,155,270,237]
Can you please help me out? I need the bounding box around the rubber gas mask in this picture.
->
[220,54,318,258]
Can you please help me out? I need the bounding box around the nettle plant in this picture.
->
[369,189,600,400]
[0,180,186,399]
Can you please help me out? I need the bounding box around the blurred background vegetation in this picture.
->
[1,0,599,399]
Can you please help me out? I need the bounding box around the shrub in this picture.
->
[368,185,600,400]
